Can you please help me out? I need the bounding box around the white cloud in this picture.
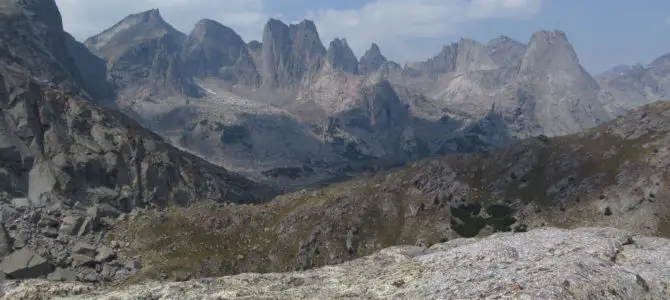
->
[306,0,542,62]
[55,0,268,41]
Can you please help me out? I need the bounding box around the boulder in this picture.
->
[72,242,97,257]
[100,264,118,281]
[13,230,30,249]
[27,162,58,207]
[47,267,77,281]
[95,246,115,262]
[38,215,59,228]
[0,204,18,223]
[58,215,83,236]
[0,248,54,279]
[11,198,30,211]
[72,242,97,266]
[0,224,11,256]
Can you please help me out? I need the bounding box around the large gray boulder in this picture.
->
[2,227,669,299]
[0,224,10,256]
[0,248,54,279]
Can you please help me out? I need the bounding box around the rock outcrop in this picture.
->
[3,227,669,300]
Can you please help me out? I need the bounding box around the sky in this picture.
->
[56,0,670,74]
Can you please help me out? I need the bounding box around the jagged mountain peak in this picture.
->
[288,19,326,53]
[359,43,388,75]
[183,18,258,84]
[259,17,326,88]
[368,43,382,55]
[486,35,527,68]
[189,18,242,42]
[454,38,497,72]
[84,8,183,57]
[487,35,523,46]
[290,19,319,32]
[263,18,289,35]
[327,38,358,74]
[329,38,351,51]
[193,18,231,31]
[519,29,582,76]
[110,8,169,30]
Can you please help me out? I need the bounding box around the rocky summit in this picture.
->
[0,0,669,299]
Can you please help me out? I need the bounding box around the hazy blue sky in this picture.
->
[57,0,670,73]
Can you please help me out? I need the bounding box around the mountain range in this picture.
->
[71,8,637,189]
[0,0,669,294]
[70,8,670,190]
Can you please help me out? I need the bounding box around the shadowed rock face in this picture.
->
[62,33,115,105]
[5,227,670,299]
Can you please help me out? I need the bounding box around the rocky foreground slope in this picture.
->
[2,227,669,300]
